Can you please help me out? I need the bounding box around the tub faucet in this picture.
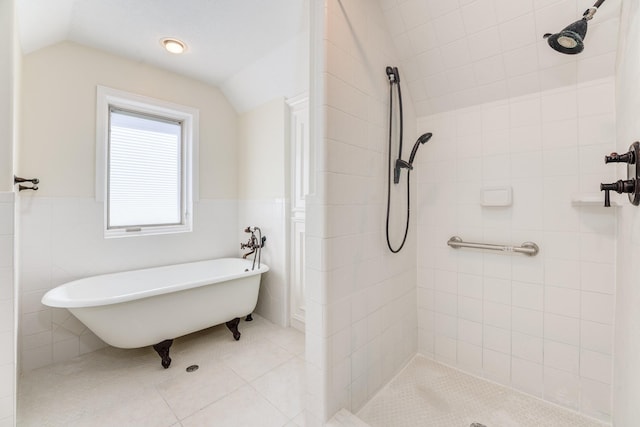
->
[241,249,255,259]
[241,227,266,270]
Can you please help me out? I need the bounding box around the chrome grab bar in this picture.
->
[447,236,539,257]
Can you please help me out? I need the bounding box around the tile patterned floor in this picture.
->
[18,315,305,427]
[357,355,609,427]
[19,323,612,427]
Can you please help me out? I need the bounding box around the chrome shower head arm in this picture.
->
[583,7,597,20]
[583,0,605,19]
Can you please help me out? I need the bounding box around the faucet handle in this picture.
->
[605,151,635,164]
[601,186,612,207]
[600,179,636,207]
[600,182,620,207]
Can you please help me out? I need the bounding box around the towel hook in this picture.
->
[14,175,39,191]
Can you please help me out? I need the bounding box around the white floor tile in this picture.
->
[251,356,306,418]
[180,384,289,427]
[327,409,370,427]
[264,326,305,356]
[221,337,296,382]
[21,316,605,427]
[291,411,306,426]
[66,388,178,427]
[157,362,246,420]
[18,315,304,426]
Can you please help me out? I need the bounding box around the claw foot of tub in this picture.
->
[245,314,253,321]
[226,317,241,341]
[152,339,173,369]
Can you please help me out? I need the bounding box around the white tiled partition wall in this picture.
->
[415,77,616,422]
[306,0,418,424]
[0,193,15,427]
[613,1,640,425]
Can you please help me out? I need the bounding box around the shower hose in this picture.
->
[385,70,411,254]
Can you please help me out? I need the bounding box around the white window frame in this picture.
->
[96,86,199,238]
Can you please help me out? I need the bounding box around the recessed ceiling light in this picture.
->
[161,38,187,54]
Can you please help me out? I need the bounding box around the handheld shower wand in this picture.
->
[393,132,432,184]
[408,132,433,166]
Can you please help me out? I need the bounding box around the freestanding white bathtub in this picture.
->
[41,258,269,368]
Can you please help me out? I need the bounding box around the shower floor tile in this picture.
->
[18,315,305,427]
[357,355,608,427]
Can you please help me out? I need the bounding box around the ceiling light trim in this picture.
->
[161,38,187,54]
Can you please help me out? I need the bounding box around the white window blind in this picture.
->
[108,109,183,228]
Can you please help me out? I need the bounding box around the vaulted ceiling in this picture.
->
[16,0,621,117]
[379,0,622,116]
[16,0,308,87]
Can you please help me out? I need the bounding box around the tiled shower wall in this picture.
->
[613,1,640,424]
[415,77,616,422]
[305,0,418,423]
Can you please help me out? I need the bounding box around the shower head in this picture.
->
[543,18,588,55]
[543,0,605,55]
[408,132,433,165]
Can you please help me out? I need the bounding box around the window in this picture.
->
[96,86,198,238]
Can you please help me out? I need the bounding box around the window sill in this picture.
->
[105,224,192,239]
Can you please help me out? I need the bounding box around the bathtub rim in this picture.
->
[41,257,269,309]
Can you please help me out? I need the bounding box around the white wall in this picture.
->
[613,0,640,424]
[20,41,237,200]
[416,78,616,422]
[222,32,309,114]
[238,98,287,201]
[306,0,418,423]
[0,1,17,425]
[0,192,15,427]
[237,98,289,326]
[18,42,240,370]
[0,0,14,191]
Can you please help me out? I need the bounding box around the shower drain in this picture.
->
[186,364,199,372]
